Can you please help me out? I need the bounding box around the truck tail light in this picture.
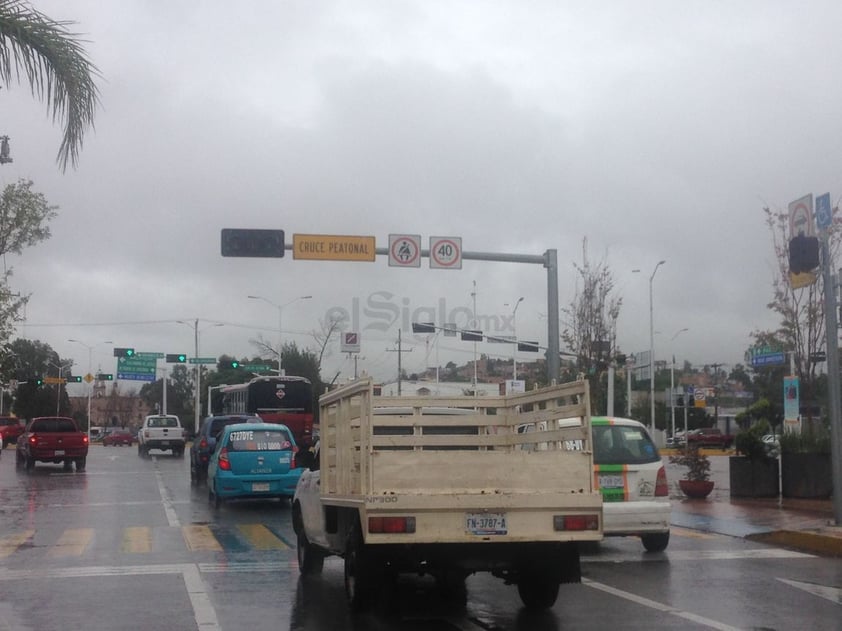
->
[554,514,600,531]
[368,516,416,534]
[82,435,89,446]
[218,447,231,471]
[655,466,669,497]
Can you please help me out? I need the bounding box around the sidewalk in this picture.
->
[670,485,842,557]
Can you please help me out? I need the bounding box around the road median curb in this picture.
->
[746,530,842,558]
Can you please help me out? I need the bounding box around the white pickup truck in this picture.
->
[137,414,186,458]
[292,377,602,611]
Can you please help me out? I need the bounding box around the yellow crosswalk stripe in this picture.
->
[182,525,223,552]
[122,526,152,553]
[47,528,94,557]
[0,530,35,558]
[237,524,287,550]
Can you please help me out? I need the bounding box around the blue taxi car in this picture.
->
[207,422,304,508]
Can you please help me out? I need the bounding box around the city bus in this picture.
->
[221,376,315,445]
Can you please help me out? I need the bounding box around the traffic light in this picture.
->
[788,235,820,274]
[113,347,135,358]
[67,375,83,383]
[221,360,241,369]
[166,353,187,363]
[97,373,114,381]
[34,377,43,386]
[221,228,285,258]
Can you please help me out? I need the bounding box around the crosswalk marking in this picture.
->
[47,528,94,558]
[236,524,289,550]
[183,525,223,552]
[0,530,34,558]
[122,526,152,553]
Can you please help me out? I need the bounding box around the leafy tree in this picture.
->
[0,0,100,170]
[0,179,57,346]
[5,337,72,418]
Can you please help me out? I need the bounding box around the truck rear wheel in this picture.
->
[641,531,670,552]
[344,522,375,611]
[517,571,560,610]
[297,529,325,574]
[76,457,86,472]
[25,456,35,472]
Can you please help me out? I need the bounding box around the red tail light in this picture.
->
[199,438,208,450]
[368,516,416,533]
[28,435,37,446]
[290,445,299,469]
[218,447,231,471]
[554,514,600,531]
[82,435,89,446]
[655,466,669,497]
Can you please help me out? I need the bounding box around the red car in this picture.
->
[102,429,134,446]
[0,416,24,445]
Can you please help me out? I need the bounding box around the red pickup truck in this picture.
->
[0,416,24,446]
[16,416,89,472]
[686,427,733,450]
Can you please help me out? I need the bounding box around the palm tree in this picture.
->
[0,0,99,171]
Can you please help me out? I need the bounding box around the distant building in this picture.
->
[68,381,153,430]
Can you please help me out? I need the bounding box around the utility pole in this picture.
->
[386,329,412,395]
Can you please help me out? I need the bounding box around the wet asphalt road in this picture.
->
[0,445,840,631]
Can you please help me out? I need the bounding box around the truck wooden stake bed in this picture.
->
[292,377,602,611]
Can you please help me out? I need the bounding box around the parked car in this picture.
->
[686,427,733,450]
[592,416,671,552]
[207,422,303,508]
[102,428,134,446]
[190,414,262,483]
[0,416,24,445]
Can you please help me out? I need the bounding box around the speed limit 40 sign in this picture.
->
[429,236,462,269]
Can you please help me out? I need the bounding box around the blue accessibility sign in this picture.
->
[816,192,832,231]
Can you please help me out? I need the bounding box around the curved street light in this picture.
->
[67,339,112,441]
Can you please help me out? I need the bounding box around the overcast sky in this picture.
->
[4,1,840,391]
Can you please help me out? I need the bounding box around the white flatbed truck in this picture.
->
[292,377,602,611]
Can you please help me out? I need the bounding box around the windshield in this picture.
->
[226,428,292,452]
[592,424,660,465]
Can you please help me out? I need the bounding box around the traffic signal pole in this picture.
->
[821,233,842,525]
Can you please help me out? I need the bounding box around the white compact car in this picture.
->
[592,416,671,551]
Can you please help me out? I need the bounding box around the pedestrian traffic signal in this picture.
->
[166,353,187,363]
[97,373,114,381]
[221,360,241,369]
[788,235,820,274]
[221,228,285,258]
[67,375,83,383]
[113,347,135,358]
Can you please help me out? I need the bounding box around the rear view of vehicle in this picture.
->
[190,415,262,483]
[592,416,671,551]
[207,422,303,507]
[0,416,24,446]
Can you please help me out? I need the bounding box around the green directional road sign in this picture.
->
[117,356,157,381]
[242,364,271,371]
[135,352,165,359]
[188,357,218,364]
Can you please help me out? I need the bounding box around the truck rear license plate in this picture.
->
[599,474,624,489]
[160,441,169,446]
[54,450,64,456]
[252,483,270,492]
[466,512,507,535]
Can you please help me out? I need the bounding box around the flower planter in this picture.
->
[781,453,832,499]
[678,479,714,499]
[729,456,779,498]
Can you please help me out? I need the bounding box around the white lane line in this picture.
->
[183,564,221,630]
[584,579,742,631]
[154,458,180,527]
[0,563,221,631]
[584,548,814,564]
[778,578,842,604]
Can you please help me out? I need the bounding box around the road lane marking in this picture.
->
[584,548,814,563]
[237,524,288,550]
[122,526,152,554]
[778,578,842,604]
[183,525,223,552]
[0,531,34,558]
[584,578,742,630]
[0,563,220,631]
[47,528,93,557]
[154,462,180,527]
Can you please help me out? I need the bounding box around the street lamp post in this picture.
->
[48,360,73,417]
[247,295,312,374]
[648,261,665,436]
[67,339,112,442]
